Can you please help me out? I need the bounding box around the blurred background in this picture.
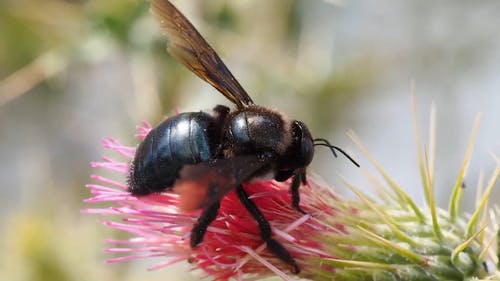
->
[1,0,499,280]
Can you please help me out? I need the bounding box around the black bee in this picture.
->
[129,0,359,274]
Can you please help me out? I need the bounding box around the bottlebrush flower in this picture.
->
[84,108,500,281]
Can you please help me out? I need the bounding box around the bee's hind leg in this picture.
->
[190,201,220,248]
[235,184,300,274]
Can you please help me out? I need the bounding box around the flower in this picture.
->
[84,111,500,280]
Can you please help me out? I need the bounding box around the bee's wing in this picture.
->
[151,0,254,108]
[174,156,271,211]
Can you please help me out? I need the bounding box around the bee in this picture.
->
[129,0,359,274]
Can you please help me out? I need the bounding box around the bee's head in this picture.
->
[282,120,315,169]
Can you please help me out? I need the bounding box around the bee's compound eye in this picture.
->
[291,121,314,167]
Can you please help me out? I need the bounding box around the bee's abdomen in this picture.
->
[129,112,215,195]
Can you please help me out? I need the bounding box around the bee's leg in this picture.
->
[190,201,220,248]
[290,170,306,214]
[236,184,300,274]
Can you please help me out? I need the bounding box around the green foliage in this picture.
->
[85,0,150,44]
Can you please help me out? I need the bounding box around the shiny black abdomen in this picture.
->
[129,112,215,195]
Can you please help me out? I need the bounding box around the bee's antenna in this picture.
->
[313,138,360,167]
